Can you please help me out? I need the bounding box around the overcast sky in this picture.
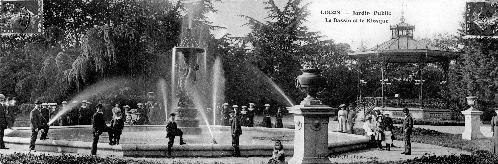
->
[207,0,467,50]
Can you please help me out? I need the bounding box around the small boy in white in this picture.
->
[384,126,393,151]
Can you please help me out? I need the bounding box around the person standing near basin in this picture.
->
[231,105,242,157]
[29,100,44,152]
[110,109,124,145]
[346,104,357,134]
[91,104,113,155]
[263,104,272,128]
[7,97,18,129]
[275,107,283,128]
[79,100,92,125]
[240,106,248,127]
[166,113,186,158]
[492,108,498,155]
[0,94,9,149]
[222,103,230,126]
[137,103,148,124]
[248,103,255,127]
[401,108,413,155]
[40,102,50,140]
[337,104,347,132]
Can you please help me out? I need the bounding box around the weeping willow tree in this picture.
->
[65,0,184,103]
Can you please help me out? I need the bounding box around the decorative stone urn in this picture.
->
[461,96,484,140]
[288,67,333,164]
[296,68,326,105]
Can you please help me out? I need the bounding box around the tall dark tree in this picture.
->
[243,0,319,105]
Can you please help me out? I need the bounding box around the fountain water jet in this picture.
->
[246,63,296,107]
[48,78,128,125]
[186,80,217,144]
[211,57,225,125]
[158,79,169,124]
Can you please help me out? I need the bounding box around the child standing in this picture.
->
[384,126,393,151]
[110,110,124,145]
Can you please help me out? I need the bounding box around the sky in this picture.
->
[207,0,468,50]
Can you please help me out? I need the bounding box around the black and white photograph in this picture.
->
[0,0,497,163]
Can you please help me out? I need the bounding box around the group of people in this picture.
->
[26,100,126,154]
[221,103,284,128]
[48,98,162,127]
[0,94,18,150]
[90,103,125,155]
[362,108,413,155]
[337,103,358,133]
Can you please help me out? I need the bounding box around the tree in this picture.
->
[243,0,318,105]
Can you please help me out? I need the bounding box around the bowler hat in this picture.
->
[232,105,239,108]
[264,104,270,107]
[339,104,346,108]
[170,113,176,116]
[35,100,42,104]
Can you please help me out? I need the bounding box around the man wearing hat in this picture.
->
[240,106,248,127]
[146,92,161,125]
[29,100,44,151]
[247,103,256,127]
[263,104,272,128]
[91,104,113,155]
[166,113,186,157]
[275,107,284,128]
[231,105,242,157]
[137,103,148,125]
[337,104,348,133]
[0,94,8,149]
[39,102,50,140]
[79,100,92,125]
[222,103,230,126]
[401,108,413,155]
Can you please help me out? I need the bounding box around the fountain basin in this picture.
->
[5,125,370,157]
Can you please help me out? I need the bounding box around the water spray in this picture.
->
[48,78,128,125]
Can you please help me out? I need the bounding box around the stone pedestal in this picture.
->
[461,109,484,140]
[288,104,334,164]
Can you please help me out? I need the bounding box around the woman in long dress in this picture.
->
[491,109,498,155]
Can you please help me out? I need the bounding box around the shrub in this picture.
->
[402,150,498,164]
[0,153,158,164]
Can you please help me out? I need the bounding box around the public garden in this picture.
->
[1,0,498,163]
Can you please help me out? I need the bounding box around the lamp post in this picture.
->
[415,79,425,109]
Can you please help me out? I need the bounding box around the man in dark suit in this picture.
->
[40,103,50,140]
[166,113,186,157]
[30,100,44,152]
[231,105,242,157]
[222,103,230,126]
[402,108,413,155]
[91,104,112,155]
[0,94,8,149]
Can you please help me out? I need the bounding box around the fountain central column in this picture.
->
[288,68,333,164]
[172,47,204,134]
